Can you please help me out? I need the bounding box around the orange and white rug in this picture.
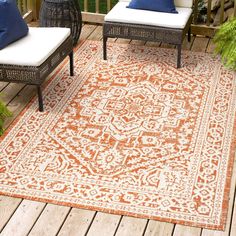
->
[0,41,235,230]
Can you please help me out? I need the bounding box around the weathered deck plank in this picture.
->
[86,212,121,236]
[145,41,161,47]
[173,225,201,236]
[206,39,216,53]
[79,24,97,41]
[0,200,45,236]
[0,196,22,231]
[0,24,235,236]
[58,208,96,236]
[0,82,8,91]
[182,36,195,50]
[130,39,146,45]
[144,221,174,236]
[87,25,103,40]
[115,216,148,236]
[3,85,36,129]
[28,204,70,236]
[191,36,210,52]
[0,83,25,104]
[116,38,132,44]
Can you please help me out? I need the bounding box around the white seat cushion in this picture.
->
[0,27,70,67]
[105,2,192,29]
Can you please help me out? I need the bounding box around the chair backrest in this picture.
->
[118,0,193,8]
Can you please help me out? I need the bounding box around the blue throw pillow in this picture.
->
[0,0,29,50]
[127,0,178,13]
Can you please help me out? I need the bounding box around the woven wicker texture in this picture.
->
[39,0,82,46]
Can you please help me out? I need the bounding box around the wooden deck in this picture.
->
[0,24,236,236]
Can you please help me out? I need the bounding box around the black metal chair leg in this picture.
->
[37,85,44,112]
[188,27,191,42]
[69,51,74,76]
[103,36,107,60]
[177,44,182,69]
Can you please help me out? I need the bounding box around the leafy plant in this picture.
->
[0,100,12,136]
[213,18,236,70]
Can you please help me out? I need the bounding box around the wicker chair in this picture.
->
[40,0,82,46]
[103,0,193,68]
[0,27,73,112]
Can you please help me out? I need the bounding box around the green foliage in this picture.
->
[213,18,236,70]
[0,100,12,136]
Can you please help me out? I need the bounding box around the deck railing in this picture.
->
[80,0,117,23]
[81,0,236,37]
[192,0,236,36]
[20,0,236,37]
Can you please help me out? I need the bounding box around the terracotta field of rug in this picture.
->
[0,41,235,230]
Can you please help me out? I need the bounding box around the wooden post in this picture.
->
[96,0,99,13]
[107,0,111,12]
[193,0,199,25]
[234,0,236,17]
[84,0,88,12]
[206,0,212,26]
[220,0,225,24]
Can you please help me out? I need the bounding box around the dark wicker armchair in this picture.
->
[103,0,193,68]
[0,27,73,112]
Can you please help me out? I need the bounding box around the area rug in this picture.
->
[0,41,235,230]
